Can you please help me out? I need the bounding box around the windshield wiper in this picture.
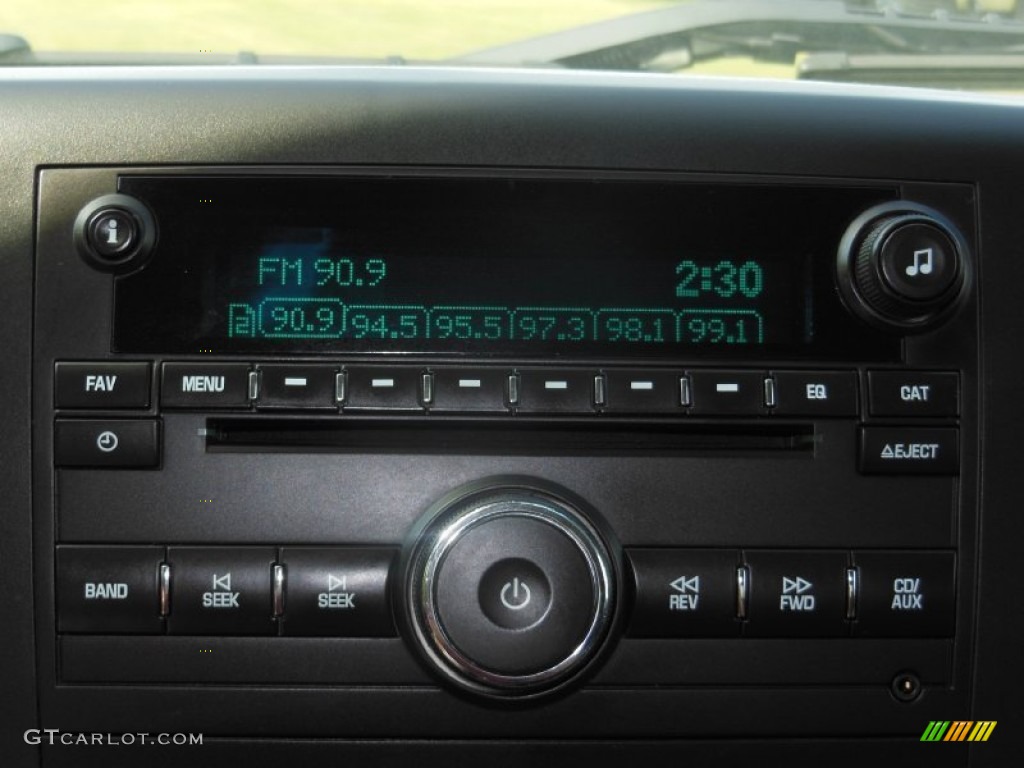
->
[454,0,1024,73]
[798,50,1024,87]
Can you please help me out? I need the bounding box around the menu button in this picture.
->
[161,363,251,408]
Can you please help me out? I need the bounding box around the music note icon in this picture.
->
[906,248,934,277]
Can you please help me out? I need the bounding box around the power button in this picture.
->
[479,558,552,630]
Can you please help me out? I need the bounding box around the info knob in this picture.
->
[399,480,620,698]
[836,202,971,333]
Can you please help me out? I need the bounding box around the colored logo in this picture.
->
[921,721,996,742]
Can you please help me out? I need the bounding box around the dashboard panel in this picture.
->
[1,67,1022,767]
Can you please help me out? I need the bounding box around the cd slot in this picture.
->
[205,417,815,456]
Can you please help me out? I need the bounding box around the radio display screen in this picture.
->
[114,175,900,360]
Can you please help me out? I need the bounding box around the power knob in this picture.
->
[837,202,971,333]
[398,479,620,698]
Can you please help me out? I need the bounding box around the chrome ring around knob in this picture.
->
[400,481,619,698]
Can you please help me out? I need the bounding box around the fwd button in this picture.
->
[743,550,849,637]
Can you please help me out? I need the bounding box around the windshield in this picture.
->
[3,0,1024,92]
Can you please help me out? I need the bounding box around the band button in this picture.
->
[56,546,164,633]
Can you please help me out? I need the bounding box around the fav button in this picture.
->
[55,361,151,409]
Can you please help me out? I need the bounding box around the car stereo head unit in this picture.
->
[34,167,977,722]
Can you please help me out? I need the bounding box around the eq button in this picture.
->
[56,546,164,633]
[771,371,858,417]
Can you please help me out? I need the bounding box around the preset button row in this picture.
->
[55,361,960,418]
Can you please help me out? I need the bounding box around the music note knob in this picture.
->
[837,202,971,333]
